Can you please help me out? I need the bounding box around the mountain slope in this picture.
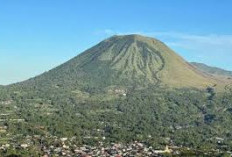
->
[2,35,232,155]
[191,62,232,78]
[14,34,220,91]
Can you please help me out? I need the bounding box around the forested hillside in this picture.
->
[0,35,232,156]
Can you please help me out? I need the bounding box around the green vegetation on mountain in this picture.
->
[13,35,222,91]
[0,34,232,156]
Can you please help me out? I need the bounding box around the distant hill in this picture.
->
[191,62,232,78]
[12,34,221,91]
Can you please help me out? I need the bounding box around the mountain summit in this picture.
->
[18,34,220,90]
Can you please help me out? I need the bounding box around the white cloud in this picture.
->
[102,29,115,35]
[94,29,144,36]
[155,33,232,70]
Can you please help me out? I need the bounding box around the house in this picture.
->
[154,146,172,154]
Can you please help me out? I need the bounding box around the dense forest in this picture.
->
[1,84,232,156]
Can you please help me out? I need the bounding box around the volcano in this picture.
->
[13,34,224,91]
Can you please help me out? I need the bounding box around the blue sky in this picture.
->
[0,0,232,85]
